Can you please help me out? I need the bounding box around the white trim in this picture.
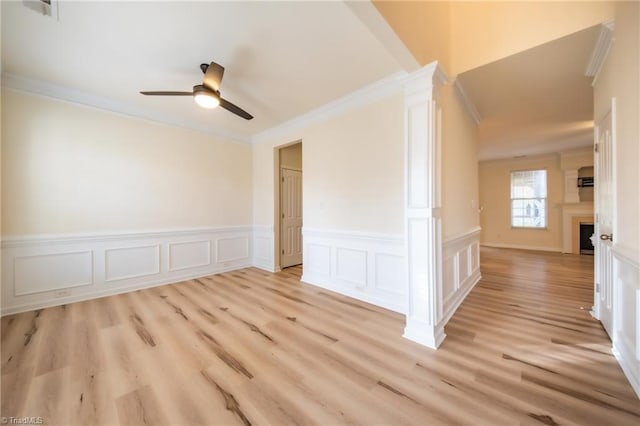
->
[301,228,407,314]
[13,250,94,296]
[2,263,247,317]
[443,226,482,246]
[104,244,161,282]
[561,203,595,253]
[609,243,640,398]
[168,240,211,272]
[403,61,447,349]
[1,226,255,316]
[585,20,615,86]
[252,71,408,145]
[303,227,403,245]
[252,225,277,272]
[612,244,640,270]
[453,79,481,125]
[1,73,250,144]
[441,227,482,326]
[1,226,253,248]
[613,345,640,398]
[480,242,563,253]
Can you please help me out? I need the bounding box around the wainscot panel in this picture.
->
[252,226,276,272]
[611,245,640,398]
[441,227,482,324]
[1,227,253,315]
[301,228,406,313]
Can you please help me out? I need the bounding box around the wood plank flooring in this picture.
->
[2,247,639,425]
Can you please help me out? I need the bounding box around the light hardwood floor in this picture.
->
[2,247,639,425]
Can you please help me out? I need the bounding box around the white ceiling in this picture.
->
[1,1,403,142]
[457,25,600,161]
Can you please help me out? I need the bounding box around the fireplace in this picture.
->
[563,214,593,254]
[579,223,594,255]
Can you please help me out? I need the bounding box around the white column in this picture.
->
[403,62,447,349]
[564,169,580,203]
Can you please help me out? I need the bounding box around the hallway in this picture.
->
[442,247,639,424]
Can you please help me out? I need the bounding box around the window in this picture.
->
[510,169,547,228]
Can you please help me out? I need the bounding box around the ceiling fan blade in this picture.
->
[202,61,225,92]
[140,91,192,96]
[219,98,253,120]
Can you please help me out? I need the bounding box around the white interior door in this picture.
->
[281,168,302,268]
[594,106,615,338]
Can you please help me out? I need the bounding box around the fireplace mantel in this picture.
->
[561,202,594,253]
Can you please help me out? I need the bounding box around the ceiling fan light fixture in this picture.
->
[193,85,220,109]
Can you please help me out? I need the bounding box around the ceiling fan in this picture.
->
[140,61,253,120]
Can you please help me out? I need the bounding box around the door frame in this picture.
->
[273,140,303,271]
[592,98,617,326]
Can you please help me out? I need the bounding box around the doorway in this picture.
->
[277,142,303,269]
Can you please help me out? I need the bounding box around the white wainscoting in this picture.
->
[252,226,277,272]
[1,227,253,316]
[611,244,640,397]
[301,228,406,313]
[441,227,482,325]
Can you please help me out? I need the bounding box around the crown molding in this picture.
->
[453,78,481,125]
[403,61,448,93]
[251,70,408,145]
[1,73,251,144]
[252,62,452,145]
[585,20,615,86]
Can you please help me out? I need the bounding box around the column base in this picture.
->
[403,319,446,349]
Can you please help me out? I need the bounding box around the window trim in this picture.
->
[509,168,548,229]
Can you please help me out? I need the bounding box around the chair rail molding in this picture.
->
[403,61,448,349]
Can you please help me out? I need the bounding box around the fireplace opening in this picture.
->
[580,223,594,255]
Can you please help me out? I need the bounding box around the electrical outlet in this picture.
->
[54,289,71,298]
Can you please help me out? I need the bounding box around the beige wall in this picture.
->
[373,1,451,71]
[441,83,480,239]
[449,1,614,74]
[304,94,404,233]
[253,92,404,235]
[594,1,640,253]
[560,147,594,170]
[279,142,302,170]
[479,154,565,251]
[375,1,613,74]
[1,90,252,236]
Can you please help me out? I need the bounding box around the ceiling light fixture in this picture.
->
[193,85,220,109]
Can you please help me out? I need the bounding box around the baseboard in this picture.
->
[613,343,640,398]
[301,272,405,314]
[442,271,481,325]
[403,319,446,349]
[480,242,563,253]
